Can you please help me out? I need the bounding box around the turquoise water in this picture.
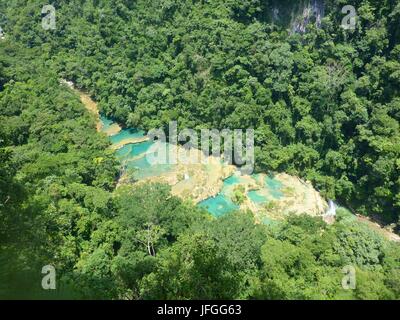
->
[197,175,243,217]
[248,190,269,204]
[132,141,153,156]
[100,115,115,132]
[201,173,284,217]
[110,128,146,144]
[245,176,283,206]
[126,157,174,179]
[198,194,239,217]
[100,116,285,219]
[115,144,133,159]
[265,176,284,199]
[101,118,173,178]
[262,216,277,226]
[116,141,153,160]
[120,142,176,178]
[224,175,242,186]
[198,173,285,217]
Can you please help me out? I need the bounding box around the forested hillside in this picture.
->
[0,0,400,299]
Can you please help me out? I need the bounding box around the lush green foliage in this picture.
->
[0,0,399,299]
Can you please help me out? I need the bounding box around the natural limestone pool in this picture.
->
[99,116,328,220]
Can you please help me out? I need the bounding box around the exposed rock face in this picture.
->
[273,173,327,216]
[291,0,325,33]
[269,0,325,33]
[79,92,104,132]
[134,145,236,203]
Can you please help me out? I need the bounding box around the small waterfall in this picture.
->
[325,199,337,217]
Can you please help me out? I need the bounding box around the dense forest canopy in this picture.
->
[0,0,399,299]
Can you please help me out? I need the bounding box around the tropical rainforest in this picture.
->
[0,0,400,299]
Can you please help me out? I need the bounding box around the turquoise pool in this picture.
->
[198,194,239,217]
[101,116,285,219]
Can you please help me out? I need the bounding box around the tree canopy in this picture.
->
[0,0,399,300]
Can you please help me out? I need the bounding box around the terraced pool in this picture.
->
[102,117,294,218]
